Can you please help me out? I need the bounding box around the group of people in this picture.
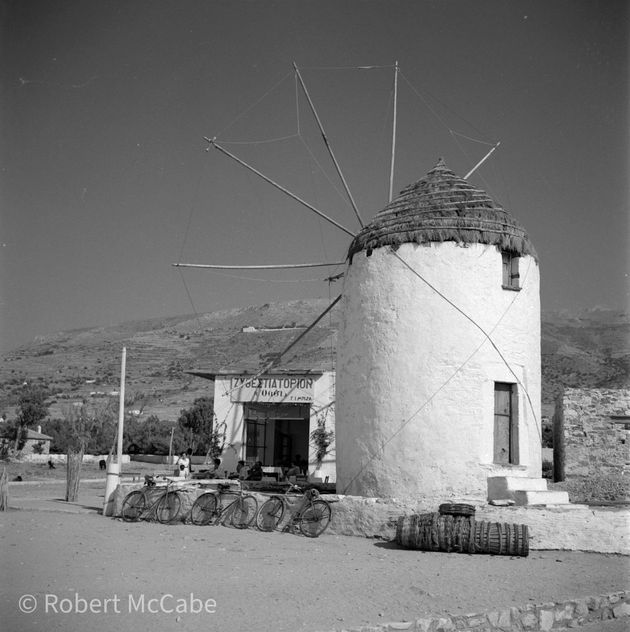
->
[232,460,263,481]
[174,451,306,482]
[175,450,223,479]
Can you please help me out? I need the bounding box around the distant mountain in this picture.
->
[541,308,629,402]
[1,300,627,421]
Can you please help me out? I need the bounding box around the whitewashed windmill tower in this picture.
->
[336,158,543,503]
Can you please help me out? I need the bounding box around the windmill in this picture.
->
[174,63,542,504]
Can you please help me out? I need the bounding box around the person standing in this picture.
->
[176,452,190,478]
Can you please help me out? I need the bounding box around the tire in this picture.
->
[190,493,218,526]
[299,499,332,538]
[121,490,146,522]
[256,497,285,532]
[256,496,285,531]
[230,495,258,529]
[156,491,182,524]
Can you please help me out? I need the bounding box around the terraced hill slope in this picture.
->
[0,299,339,421]
[1,300,627,422]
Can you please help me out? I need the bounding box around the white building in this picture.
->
[336,159,542,502]
[190,369,336,482]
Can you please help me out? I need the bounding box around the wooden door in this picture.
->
[494,383,518,464]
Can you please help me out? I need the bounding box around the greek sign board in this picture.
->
[230,375,314,403]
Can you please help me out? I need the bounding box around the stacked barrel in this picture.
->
[396,504,529,557]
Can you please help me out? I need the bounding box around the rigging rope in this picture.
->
[399,70,492,142]
[297,64,395,70]
[297,135,352,210]
[450,130,496,146]
[218,133,299,145]
[391,249,540,431]
[449,131,495,193]
[222,295,342,399]
[214,71,293,140]
[175,157,207,330]
[185,270,326,284]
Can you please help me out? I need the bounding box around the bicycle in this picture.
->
[189,480,258,529]
[121,475,193,524]
[256,482,332,537]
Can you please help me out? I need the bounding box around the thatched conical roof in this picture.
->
[347,158,537,262]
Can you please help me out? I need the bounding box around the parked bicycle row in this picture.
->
[120,475,332,538]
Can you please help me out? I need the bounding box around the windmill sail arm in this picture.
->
[172,262,345,270]
[205,137,356,238]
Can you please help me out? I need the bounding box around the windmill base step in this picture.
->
[512,490,571,506]
[487,476,570,505]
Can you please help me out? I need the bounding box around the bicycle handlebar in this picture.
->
[284,482,303,493]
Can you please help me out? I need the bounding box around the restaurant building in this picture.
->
[189,368,336,482]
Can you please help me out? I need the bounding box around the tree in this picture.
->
[86,402,117,455]
[14,384,50,451]
[125,415,187,455]
[41,402,117,455]
[310,407,335,467]
[40,419,74,454]
[65,405,92,502]
[177,397,223,457]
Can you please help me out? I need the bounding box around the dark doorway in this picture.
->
[243,403,309,467]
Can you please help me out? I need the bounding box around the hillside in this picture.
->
[541,309,630,402]
[1,300,628,422]
[0,299,339,421]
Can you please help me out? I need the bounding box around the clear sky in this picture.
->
[1,0,628,354]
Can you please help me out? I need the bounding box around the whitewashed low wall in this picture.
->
[327,496,629,554]
[130,455,211,465]
[18,454,130,464]
[108,482,629,554]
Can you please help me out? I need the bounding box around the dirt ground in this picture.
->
[1,479,629,632]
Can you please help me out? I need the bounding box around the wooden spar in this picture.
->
[172,261,345,270]
[226,294,342,397]
[388,61,399,203]
[293,62,364,228]
[104,346,126,513]
[206,137,356,238]
[116,346,126,465]
[168,426,174,464]
[464,141,501,179]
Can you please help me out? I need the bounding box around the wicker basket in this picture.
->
[473,520,529,557]
[438,503,476,517]
[396,513,476,553]
[396,513,529,557]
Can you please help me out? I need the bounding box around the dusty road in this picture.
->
[1,505,628,632]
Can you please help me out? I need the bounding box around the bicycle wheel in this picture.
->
[121,490,146,522]
[230,495,258,529]
[216,493,239,524]
[299,499,332,537]
[256,497,285,532]
[155,491,182,524]
[190,493,218,526]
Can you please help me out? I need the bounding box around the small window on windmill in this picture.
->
[502,251,520,290]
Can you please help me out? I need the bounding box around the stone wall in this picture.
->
[553,388,630,500]
[20,438,50,456]
[315,591,630,632]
